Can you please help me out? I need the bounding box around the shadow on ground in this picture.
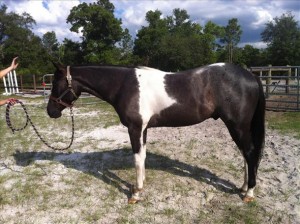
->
[13,148,241,199]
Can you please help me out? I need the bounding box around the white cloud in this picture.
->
[6,0,81,41]
[2,0,299,48]
[239,41,267,49]
[251,9,273,29]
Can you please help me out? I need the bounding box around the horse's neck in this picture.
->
[75,67,128,103]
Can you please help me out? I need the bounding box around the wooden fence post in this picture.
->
[266,64,272,98]
[286,65,291,94]
[33,74,36,93]
[20,74,23,93]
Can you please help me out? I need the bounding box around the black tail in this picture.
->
[251,76,266,161]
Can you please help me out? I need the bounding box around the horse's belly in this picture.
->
[147,107,206,128]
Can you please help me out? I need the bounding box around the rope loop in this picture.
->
[5,100,75,151]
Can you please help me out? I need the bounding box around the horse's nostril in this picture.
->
[47,108,62,118]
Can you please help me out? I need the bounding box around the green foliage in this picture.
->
[134,10,169,66]
[267,112,300,139]
[60,38,83,65]
[1,0,299,80]
[220,18,243,63]
[67,0,125,64]
[0,4,53,79]
[134,9,223,71]
[261,12,300,65]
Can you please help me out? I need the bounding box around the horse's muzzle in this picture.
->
[47,109,62,118]
[47,103,62,118]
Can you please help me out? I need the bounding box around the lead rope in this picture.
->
[5,100,75,151]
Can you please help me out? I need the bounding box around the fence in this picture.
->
[2,67,300,111]
[2,70,19,95]
[250,65,300,111]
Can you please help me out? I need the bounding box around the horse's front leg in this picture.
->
[128,126,147,204]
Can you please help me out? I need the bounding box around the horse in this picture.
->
[47,62,265,204]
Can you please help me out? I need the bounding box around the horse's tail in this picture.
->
[251,76,266,161]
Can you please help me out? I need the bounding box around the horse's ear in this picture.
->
[52,61,66,76]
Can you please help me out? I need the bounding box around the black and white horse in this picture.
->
[47,63,265,203]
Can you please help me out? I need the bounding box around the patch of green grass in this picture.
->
[220,201,263,224]
[267,111,300,139]
[81,209,104,223]
[162,208,177,217]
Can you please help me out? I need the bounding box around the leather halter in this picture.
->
[50,66,78,108]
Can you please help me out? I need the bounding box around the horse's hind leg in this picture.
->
[242,142,262,202]
[241,159,248,193]
[225,123,262,202]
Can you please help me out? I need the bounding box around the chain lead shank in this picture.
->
[5,100,75,151]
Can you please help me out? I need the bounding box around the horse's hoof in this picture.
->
[128,197,140,204]
[243,196,254,203]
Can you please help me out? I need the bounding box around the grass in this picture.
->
[266,111,300,139]
[220,202,262,224]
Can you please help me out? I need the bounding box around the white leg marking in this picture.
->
[246,187,255,198]
[132,128,147,200]
[134,142,146,190]
[142,144,146,182]
[241,159,248,192]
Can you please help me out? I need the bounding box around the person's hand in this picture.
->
[10,57,19,70]
[7,98,18,106]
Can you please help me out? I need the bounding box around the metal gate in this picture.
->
[250,65,300,111]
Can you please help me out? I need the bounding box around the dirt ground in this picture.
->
[0,111,299,223]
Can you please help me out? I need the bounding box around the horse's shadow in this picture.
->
[13,148,242,199]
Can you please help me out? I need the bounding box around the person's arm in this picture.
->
[0,57,19,79]
[0,98,17,106]
[0,99,8,106]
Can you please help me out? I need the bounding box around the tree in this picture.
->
[167,8,201,36]
[134,10,168,66]
[42,31,59,59]
[67,0,123,63]
[0,4,52,76]
[134,8,221,71]
[220,18,242,63]
[203,21,224,63]
[60,38,83,65]
[240,45,263,66]
[261,12,300,65]
[117,28,135,65]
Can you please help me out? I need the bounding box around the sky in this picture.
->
[2,0,300,48]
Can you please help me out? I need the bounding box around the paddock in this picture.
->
[0,96,299,223]
[250,65,300,111]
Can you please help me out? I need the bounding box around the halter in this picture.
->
[50,66,78,108]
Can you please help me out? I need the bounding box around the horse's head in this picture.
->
[47,63,79,118]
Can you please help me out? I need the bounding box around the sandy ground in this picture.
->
[0,114,299,223]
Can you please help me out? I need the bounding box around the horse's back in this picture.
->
[150,63,261,127]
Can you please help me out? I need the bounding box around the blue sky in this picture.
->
[3,0,300,48]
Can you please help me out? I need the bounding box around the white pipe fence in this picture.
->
[2,70,19,95]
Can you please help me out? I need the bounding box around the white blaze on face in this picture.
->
[135,68,177,125]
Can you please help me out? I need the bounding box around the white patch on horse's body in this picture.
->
[194,68,206,75]
[135,68,177,125]
[208,62,225,67]
[137,66,162,71]
[132,68,177,201]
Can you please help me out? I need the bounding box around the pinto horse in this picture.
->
[47,63,265,203]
